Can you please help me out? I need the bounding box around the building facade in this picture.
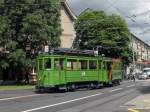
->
[29,0,77,82]
[60,0,76,48]
[132,34,150,71]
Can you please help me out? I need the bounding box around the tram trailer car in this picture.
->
[35,54,123,92]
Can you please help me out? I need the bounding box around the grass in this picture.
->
[0,85,35,91]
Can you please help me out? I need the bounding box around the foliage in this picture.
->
[0,0,61,80]
[0,85,34,91]
[73,9,132,65]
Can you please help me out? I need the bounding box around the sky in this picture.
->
[67,0,150,45]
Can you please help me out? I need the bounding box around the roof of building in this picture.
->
[131,33,150,48]
[61,0,77,21]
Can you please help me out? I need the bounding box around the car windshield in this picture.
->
[143,69,150,73]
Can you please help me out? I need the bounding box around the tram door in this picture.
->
[54,58,66,85]
[101,61,108,82]
[43,58,51,86]
[98,60,103,82]
[37,58,51,86]
[106,61,113,81]
[37,58,44,85]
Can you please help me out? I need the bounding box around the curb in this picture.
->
[128,109,139,112]
[0,88,34,92]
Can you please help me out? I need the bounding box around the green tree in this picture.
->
[73,9,132,64]
[0,15,10,70]
[0,0,61,81]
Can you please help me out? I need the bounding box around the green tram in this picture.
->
[35,49,123,92]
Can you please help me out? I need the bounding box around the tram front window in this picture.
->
[89,60,97,69]
[44,58,51,69]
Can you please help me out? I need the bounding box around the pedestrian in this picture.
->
[25,71,29,84]
[132,74,136,82]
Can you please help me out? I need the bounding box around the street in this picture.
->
[0,80,149,112]
[0,1,150,112]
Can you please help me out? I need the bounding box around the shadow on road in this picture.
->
[136,81,150,94]
[137,86,150,94]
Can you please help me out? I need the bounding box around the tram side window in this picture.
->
[89,60,97,69]
[38,59,43,70]
[79,60,88,70]
[54,58,64,70]
[44,58,51,69]
[67,59,78,70]
[99,61,101,69]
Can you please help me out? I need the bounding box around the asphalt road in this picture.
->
[0,80,147,112]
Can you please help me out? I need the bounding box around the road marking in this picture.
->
[109,88,123,93]
[120,105,130,108]
[130,107,150,109]
[0,94,42,101]
[128,109,139,112]
[142,99,150,103]
[127,84,135,88]
[21,92,104,112]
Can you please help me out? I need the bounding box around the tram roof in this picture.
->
[37,54,113,61]
[37,48,120,61]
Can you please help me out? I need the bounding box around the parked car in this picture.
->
[143,68,150,78]
[138,72,148,80]
[138,68,150,80]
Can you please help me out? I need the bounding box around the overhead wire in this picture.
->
[106,0,150,45]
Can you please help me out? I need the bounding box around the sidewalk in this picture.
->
[129,109,150,112]
[0,86,35,99]
[127,79,150,112]
[127,94,150,112]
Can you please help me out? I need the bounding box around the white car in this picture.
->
[143,68,150,78]
[138,73,148,80]
[138,68,150,80]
